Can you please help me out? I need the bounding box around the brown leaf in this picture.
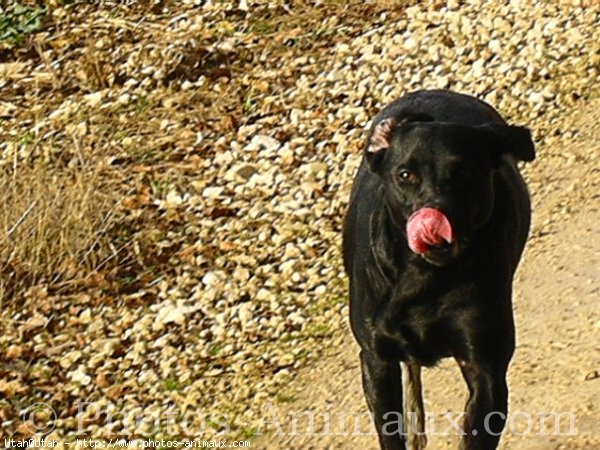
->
[219,115,238,132]
[95,372,110,388]
[219,241,239,252]
[253,80,270,93]
[5,345,24,360]
[23,315,47,333]
[176,246,197,264]
[0,379,27,397]
[15,421,35,437]
[209,206,237,219]
[585,370,600,381]
[122,193,151,209]
[0,406,10,421]
[106,384,126,401]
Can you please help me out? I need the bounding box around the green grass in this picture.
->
[243,88,256,114]
[0,4,46,45]
[242,426,259,439]
[17,132,35,147]
[163,377,181,392]
[207,343,224,357]
[276,392,297,403]
[126,146,160,164]
[150,179,172,197]
[303,323,330,338]
[134,96,152,116]
[248,19,277,35]
[58,0,86,6]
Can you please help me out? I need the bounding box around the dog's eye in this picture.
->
[397,169,420,185]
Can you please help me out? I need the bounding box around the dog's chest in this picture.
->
[373,271,466,366]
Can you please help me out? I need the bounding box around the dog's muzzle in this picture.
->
[406,208,455,258]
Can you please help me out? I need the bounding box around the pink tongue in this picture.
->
[406,208,454,254]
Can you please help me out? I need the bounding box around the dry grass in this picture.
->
[0,160,116,304]
[0,1,416,309]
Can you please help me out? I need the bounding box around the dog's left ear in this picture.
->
[478,123,536,164]
[366,113,434,172]
[365,118,395,172]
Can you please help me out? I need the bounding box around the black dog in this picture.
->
[343,90,535,450]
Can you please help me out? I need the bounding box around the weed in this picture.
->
[150,179,172,197]
[242,426,259,439]
[134,96,152,116]
[126,146,159,164]
[276,392,297,403]
[0,158,119,304]
[207,343,223,357]
[249,20,276,35]
[17,132,35,146]
[0,3,46,45]
[163,377,180,392]
[244,88,256,114]
[207,417,226,431]
[304,323,330,338]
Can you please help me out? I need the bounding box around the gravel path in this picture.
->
[253,98,600,450]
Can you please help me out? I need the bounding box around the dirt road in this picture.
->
[253,100,600,450]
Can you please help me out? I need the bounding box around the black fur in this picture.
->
[342,90,535,450]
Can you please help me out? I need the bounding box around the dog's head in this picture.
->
[366,113,535,266]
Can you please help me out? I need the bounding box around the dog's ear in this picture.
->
[477,123,536,164]
[366,113,434,172]
[366,117,395,171]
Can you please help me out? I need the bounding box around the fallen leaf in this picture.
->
[106,384,126,401]
[5,345,24,360]
[95,372,110,388]
[15,421,35,437]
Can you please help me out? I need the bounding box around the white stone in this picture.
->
[84,92,103,107]
[69,366,91,386]
[403,37,419,53]
[238,303,254,326]
[118,93,131,105]
[202,186,224,198]
[244,135,281,152]
[202,272,220,287]
[165,190,184,207]
[154,301,194,329]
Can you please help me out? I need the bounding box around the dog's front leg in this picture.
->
[458,361,509,450]
[360,350,406,450]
